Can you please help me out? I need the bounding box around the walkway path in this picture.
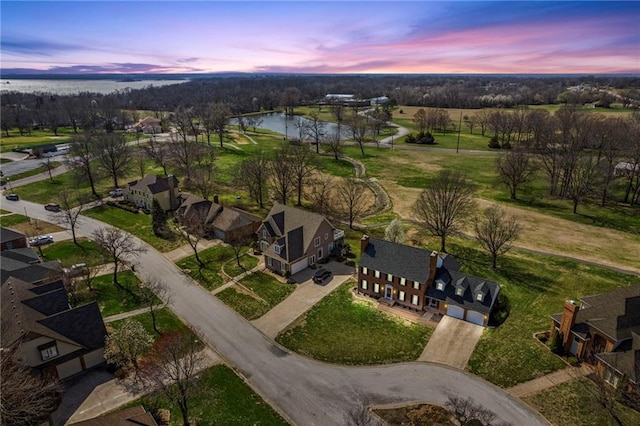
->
[162,239,222,262]
[102,305,165,324]
[507,365,592,398]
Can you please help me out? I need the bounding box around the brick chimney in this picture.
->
[361,235,370,255]
[213,194,219,204]
[559,300,580,346]
[428,251,438,284]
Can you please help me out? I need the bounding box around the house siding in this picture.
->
[357,266,428,310]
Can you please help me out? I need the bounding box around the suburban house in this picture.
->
[70,406,158,426]
[257,204,345,276]
[1,275,107,379]
[550,285,640,387]
[356,235,500,327]
[1,246,62,286]
[177,193,262,243]
[124,174,180,212]
[1,227,28,251]
[134,116,163,134]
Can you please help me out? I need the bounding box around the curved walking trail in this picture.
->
[4,199,547,426]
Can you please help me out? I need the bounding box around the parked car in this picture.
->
[5,193,19,201]
[109,188,123,197]
[312,268,332,284]
[29,235,54,246]
[65,263,88,277]
[44,203,60,212]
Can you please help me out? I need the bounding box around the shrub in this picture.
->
[416,131,435,144]
[488,291,510,327]
[405,133,416,144]
[549,329,564,355]
[106,201,139,214]
[488,135,500,148]
[567,356,579,366]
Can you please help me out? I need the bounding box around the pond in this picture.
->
[231,112,348,139]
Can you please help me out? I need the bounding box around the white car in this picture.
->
[29,235,54,246]
[109,188,123,197]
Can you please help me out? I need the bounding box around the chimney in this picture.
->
[361,235,370,255]
[559,300,579,347]
[428,251,438,284]
[213,194,219,204]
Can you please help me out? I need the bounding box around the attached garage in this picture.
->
[56,357,82,379]
[290,257,308,275]
[446,305,464,320]
[466,310,485,326]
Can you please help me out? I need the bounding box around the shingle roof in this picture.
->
[1,227,26,244]
[1,253,62,285]
[70,405,158,426]
[1,248,40,264]
[428,270,500,314]
[597,332,640,384]
[359,237,435,283]
[128,174,178,195]
[212,207,261,232]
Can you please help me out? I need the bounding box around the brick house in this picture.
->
[124,174,180,212]
[1,227,28,251]
[256,204,345,276]
[177,193,262,243]
[357,235,500,327]
[550,284,640,387]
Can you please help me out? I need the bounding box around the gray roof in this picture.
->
[128,174,178,195]
[71,406,158,426]
[552,285,640,342]
[597,332,640,384]
[359,237,435,283]
[1,227,26,244]
[428,270,500,314]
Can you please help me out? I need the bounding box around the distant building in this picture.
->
[325,94,355,101]
[370,96,389,106]
[134,116,163,134]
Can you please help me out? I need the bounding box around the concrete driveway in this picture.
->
[251,261,354,338]
[419,315,484,369]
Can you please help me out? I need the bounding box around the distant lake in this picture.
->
[0,78,188,95]
[231,112,347,138]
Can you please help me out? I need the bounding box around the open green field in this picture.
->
[1,161,61,185]
[524,377,640,426]
[40,238,109,267]
[83,204,183,252]
[276,281,432,365]
[123,364,289,426]
[177,244,238,290]
[0,128,74,153]
[109,307,185,336]
[239,271,294,306]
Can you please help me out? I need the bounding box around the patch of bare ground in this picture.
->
[381,182,640,274]
[12,220,64,235]
[373,403,456,426]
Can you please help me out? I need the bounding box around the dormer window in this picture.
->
[274,245,281,255]
[476,293,484,302]
[456,287,464,296]
[436,281,445,291]
[39,341,58,361]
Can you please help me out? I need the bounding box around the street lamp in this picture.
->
[7,177,12,192]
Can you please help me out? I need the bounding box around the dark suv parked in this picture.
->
[312,268,332,284]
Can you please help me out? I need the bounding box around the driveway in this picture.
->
[4,199,547,426]
[251,261,354,338]
[419,315,484,369]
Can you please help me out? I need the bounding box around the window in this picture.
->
[387,274,393,282]
[400,277,406,286]
[325,233,329,240]
[411,295,419,306]
[281,263,286,272]
[262,229,268,239]
[318,248,323,259]
[413,281,420,290]
[361,280,368,290]
[314,237,321,247]
[39,342,58,361]
[436,282,445,291]
[399,291,405,301]
[267,257,273,267]
[476,293,484,302]
[274,245,281,255]
[429,298,439,308]
[374,283,380,294]
[456,287,464,296]
[604,368,621,387]
[374,270,380,278]
[362,266,368,275]
[260,241,269,251]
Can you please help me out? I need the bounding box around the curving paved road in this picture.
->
[1,199,547,426]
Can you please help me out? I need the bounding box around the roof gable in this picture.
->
[359,237,434,283]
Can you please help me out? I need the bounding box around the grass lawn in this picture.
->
[223,253,259,278]
[276,281,432,365]
[452,237,639,388]
[523,377,640,426]
[76,270,146,317]
[123,364,289,426]
[0,161,61,185]
[0,213,31,227]
[108,307,186,336]
[177,244,237,290]
[0,128,73,153]
[40,238,109,267]
[239,271,294,307]
[83,204,183,252]
[216,286,270,320]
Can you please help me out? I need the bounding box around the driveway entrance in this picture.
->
[419,315,484,369]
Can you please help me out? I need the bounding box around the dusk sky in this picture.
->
[1,1,639,74]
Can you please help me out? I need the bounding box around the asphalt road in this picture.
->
[1,198,548,426]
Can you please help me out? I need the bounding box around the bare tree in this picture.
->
[138,278,172,336]
[95,132,132,189]
[92,227,147,289]
[269,143,295,205]
[413,170,476,253]
[40,157,55,182]
[474,206,520,269]
[568,154,601,214]
[289,144,316,206]
[144,136,171,176]
[245,115,264,132]
[345,112,369,156]
[171,106,200,143]
[445,394,512,426]
[104,319,154,372]
[0,351,63,426]
[237,151,270,208]
[67,132,100,198]
[139,329,204,426]
[190,152,217,200]
[307,111,327,154]
[384,218,405,243]
[280,87,302,116]
[167,133,210,186]
[496,147,537,200]
[324,130,344,160]
[54,189,85,245]
[175,207,208,267]
[413,108,428,133]
[336,177,368,229]
[204,102,232,148]
[306,173,334,216]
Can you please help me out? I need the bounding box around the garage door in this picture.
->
[466,310,485,326]
[446,305,464,320]
[56,357,82,379]
[291,257,308,275]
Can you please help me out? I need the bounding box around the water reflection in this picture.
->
[231,112,347,138]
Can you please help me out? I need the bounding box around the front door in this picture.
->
[384,285,393,300]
